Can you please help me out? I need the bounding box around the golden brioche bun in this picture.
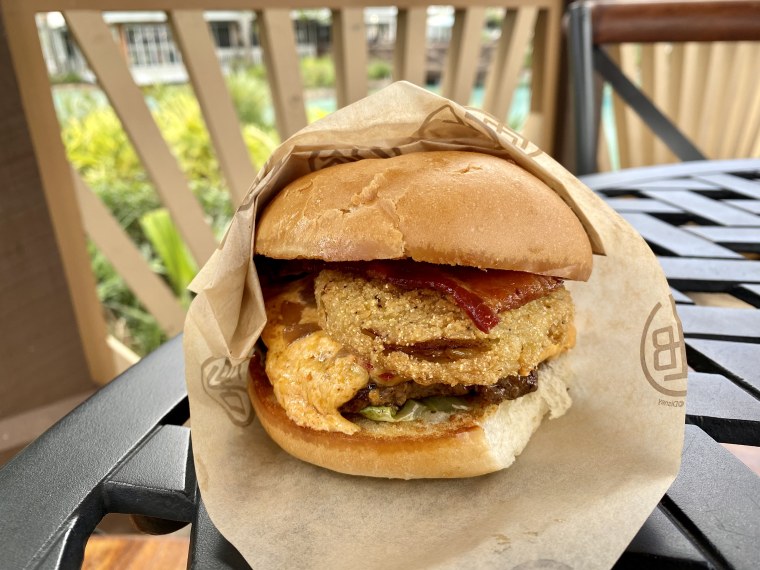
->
[255,151,592,281]
[248,355,572,479]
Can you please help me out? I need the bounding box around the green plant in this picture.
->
[368,59,392,81]
[140,208,198,306]
[300,56,335,88]
[90,242,166,355]
[56,78,279,355]
[50,70,86,85]
[225,69,274,129]
[243,123,279,170]
[63,104,160,242]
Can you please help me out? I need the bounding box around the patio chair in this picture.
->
[567,0,760,175]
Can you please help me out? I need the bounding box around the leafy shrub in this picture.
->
[300,56,335,88]
[225,69,274,129]
[90,243,165,356]
[368,59,392,80]
[58,73,278,355]
[50,70,85,85]
[140,208,198,306]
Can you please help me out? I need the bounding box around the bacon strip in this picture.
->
[360,261,562,333]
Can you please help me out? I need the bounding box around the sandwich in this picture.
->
[249,151,593,478]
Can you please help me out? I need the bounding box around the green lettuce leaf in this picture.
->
[358,396,471,422]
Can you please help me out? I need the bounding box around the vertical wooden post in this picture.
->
[440,8,486,105]
[394,8,427,86]
[332,8,368,108]
[1,2,114,384]
[483,8,537,125]
[697,42,733,158]
[257,9,308,139]
[527,4,561,154]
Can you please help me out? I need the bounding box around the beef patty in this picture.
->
[340,370,538,413]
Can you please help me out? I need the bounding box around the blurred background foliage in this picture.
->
[54,59,372,356]
[57,65,281,355]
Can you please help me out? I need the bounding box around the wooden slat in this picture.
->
[64,11,216,266]
[611,44,645,168]
[107,335,140,376]
[393,7,427,86]
[709,42,738,158]
[639,44,656,165]
[483,7,537,121]
[83,535,189,570]
[651,43,671,163]
[686,292,753,309]
[2,2,114,383]
[0,390,94,454]
[596,117,612,172]
[675,42,708,143]
[256,9,307,138]
[668,43,684,131]
[332,8,368,108]
[440,7,486,105]
[9,0,566,9]
[719,42,753,159]
[674,42,702,139]
[169,10,256,206]
[73,171,186,337]
[607,46,630,168]
[524,5,561,152]
[696,42,731,158]
[736,44,760,157]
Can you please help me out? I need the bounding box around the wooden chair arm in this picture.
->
[588,0,760,44]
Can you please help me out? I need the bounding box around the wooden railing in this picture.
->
[598,41,760,170]
[2,0,565,383]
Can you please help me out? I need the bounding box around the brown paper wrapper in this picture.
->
[184,82,687,568]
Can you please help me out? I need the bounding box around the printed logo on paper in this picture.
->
[201,357,254,426]
[640,297,687,398]
[464,108,544,158]
[307,147,403,171]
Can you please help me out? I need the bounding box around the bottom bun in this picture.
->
[248,354,572,479]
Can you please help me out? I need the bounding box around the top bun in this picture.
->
[255,151,592,280]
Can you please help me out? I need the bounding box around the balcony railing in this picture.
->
[3,0,566,384]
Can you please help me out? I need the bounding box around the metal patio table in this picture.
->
[2,159,760,569]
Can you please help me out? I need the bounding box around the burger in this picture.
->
[249,151,593,478]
